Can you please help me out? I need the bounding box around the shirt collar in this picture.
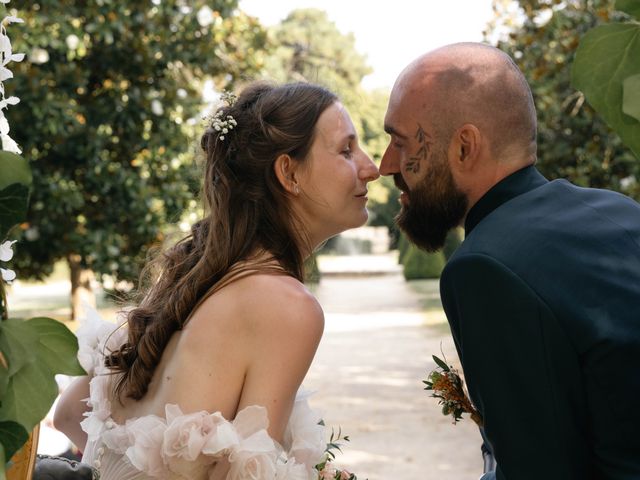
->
[464,165,548,234]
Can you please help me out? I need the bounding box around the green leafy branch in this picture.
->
[572,0,640,158]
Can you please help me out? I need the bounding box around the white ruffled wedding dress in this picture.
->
[75,308,327,480]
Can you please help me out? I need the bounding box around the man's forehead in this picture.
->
[385,86,424,137]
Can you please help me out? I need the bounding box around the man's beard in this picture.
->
[395,155,468,252]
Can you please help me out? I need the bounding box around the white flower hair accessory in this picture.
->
[206,90,238,141]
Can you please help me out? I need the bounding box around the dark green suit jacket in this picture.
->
[440,166,640,479]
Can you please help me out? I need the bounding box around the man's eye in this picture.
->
[341,148,353,158]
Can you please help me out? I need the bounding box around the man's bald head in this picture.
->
[392,42,537,163]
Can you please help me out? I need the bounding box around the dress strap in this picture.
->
[184,262,288,325]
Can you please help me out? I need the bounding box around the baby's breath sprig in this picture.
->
[210,111,237,141]
[219,90,237,107]
[424,354,483,427]
[204,90,238,141]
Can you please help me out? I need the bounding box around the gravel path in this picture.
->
[305,272,484,480]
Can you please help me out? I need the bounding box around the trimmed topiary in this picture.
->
[402,244,446,280]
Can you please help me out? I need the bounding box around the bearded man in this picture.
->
[380,42,640,479]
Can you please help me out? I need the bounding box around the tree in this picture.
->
[487,0,640,201]
[7,1,268,318]
[264,9,371,102]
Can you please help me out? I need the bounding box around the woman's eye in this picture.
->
[341,148,353,158]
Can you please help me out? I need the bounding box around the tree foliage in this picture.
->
[487,0,640,200]
[7,1,268,312]
[402,244,446,280]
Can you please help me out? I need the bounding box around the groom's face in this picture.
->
[382,96,468,252]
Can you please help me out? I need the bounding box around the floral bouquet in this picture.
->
[423,355,483,427]
[314,425,362,480]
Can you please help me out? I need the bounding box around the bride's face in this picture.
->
[294,102,380,245]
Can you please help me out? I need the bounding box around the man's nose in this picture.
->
[379,145,399,176]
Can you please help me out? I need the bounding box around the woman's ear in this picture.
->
[274,153,300,195]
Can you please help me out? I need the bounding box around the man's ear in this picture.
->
[448,124,482,173]
[274,153,300,194]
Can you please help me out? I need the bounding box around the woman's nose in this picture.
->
[359,152,380,182]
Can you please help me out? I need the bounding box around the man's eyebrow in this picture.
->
[383,124,409,140]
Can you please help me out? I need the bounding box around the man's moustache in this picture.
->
[393,173,409,193]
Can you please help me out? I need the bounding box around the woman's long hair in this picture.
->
[106,82,337,401]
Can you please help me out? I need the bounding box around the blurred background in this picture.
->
[3,0,638,478]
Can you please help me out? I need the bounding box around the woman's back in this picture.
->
[79,272,325,479]
[110,272,323,433]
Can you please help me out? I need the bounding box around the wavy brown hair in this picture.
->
[106,82,338,401]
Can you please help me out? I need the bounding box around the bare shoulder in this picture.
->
[236,274,324,338]
[190,273,324,341]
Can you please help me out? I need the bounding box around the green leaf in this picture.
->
[25,317,85,376]
[0,183,29,240]
[0,364,8,401]
[571,23,640,158]
[0,317,83,432]
[623,74,640,121]
[0,153,31,192]
[616,0,640,18]
[0,421,28,461]
[432,355,449,371]
[0,359,57,431]
[0,442,5,480]
[0,320,38,376]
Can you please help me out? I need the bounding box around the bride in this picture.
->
[53,81,379,479]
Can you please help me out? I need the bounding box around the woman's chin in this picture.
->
[349,210,369,230]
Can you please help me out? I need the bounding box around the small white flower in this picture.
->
[151,99,164,116]
[196,6,214,27]
[2,16,23,26]
[66,34,80,50]
[0,95,19,108]
[0,240,16,261]
[24,227,39,241]
[0,110,20,153]
[0,111,8,135]
[0,64,13,81]
[1,267,15,282]
[29,48,49,64]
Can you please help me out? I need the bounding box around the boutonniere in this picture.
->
[423,355,483,427]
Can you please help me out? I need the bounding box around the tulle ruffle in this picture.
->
[77,307,326,479]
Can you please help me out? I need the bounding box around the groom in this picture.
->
[380,42,640,479]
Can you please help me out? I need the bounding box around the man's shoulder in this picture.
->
[464,180,640,249]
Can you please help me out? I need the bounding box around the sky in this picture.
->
[239,0,496,90]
